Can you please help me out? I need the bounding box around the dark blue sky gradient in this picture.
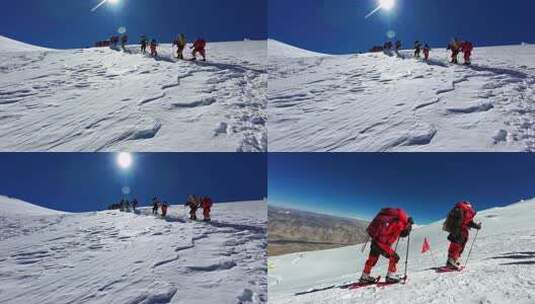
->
[0,153,266,212]
[269,153,535,224]
[269,0,535,54]
[0,0,267,48]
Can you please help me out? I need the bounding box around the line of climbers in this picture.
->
[107,195,214,222]
[94,33,208,61]
[378,38,474,65]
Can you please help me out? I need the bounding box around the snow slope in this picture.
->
[0,197,267,303]
[269,42,535,151]
[0,37,266,152]
[268,199,535,304]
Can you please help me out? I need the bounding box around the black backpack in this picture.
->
[442,207,463,233]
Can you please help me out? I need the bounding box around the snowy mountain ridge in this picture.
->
[268,198,535,304]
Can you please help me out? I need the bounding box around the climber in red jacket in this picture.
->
[460,41,474,65]
[443,201,481,269]
[360,208,414,284]
[191,38,207,61]
[201,196,213,221]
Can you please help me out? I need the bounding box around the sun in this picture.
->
[108,0,120,4]
[379,0,395,10]
[117,152,132,169]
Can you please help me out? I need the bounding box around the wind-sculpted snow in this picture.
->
[268,42,535,151]
[268,199,535,304]
[0,199,267,303]
[0,37,266,152]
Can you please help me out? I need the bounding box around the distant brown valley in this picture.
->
[268,206,369,256]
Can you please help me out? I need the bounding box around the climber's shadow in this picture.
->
[490,251,535,266]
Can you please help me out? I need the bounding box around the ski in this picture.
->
[342,276,382,290]
[347,276,407,290]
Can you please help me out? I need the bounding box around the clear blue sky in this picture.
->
[0,0,267,48]
[269,153,535,224]
[269,0,535,54]
[0,153,266,212]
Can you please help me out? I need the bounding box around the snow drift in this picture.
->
[268,41,535,152]
[0,36,266,152]
[268,198,535,304]
[0,197,267,303]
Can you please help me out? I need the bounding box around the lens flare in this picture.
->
[117,152,132,169]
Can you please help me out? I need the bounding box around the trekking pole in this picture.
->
[403,232,410,282]
[361,236,370,253]
[394,238,400,252]
[464,229,479,267]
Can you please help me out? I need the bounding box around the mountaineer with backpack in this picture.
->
[150,39,159,57]
[173,33,187,60]
[185,195,200,220]
[447,38,461,64]
[414,41,422,58]
[442,201,481,270]
[140,35,148,54]
[423,44,431,61]
[161,201,169,217]
[360,208,414,284]
[191,38,207,61]
[200,196,213,222]
[151,197,160,215]
[460,41,474,65]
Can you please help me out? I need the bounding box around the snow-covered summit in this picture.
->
[268,198,535,303]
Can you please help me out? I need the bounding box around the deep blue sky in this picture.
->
[269,0,535,54]
[269,153,535,224]
[0,153,266,212]
[0,0,267,48]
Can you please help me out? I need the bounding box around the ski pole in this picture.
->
[403,232,410,282]
[464,229,479,267]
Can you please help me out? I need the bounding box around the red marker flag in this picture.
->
[421,237,431,254]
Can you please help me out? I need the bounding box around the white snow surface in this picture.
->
[0,197,267,303]
[268,198,535,304]
[268,41,535,151]
[0,36,266,152]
